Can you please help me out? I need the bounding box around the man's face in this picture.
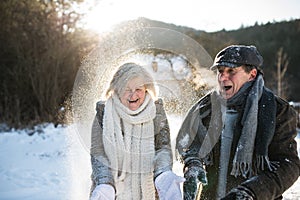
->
[217,66,257,99]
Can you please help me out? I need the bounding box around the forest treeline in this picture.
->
[1,0,299,128]
[0,0,98,128]
[138,17,300,102]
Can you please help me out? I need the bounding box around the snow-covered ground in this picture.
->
[0,116,299,200]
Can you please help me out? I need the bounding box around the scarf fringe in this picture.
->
[231,156,279,178]
[230,162,252,178]
[256,155,279,172]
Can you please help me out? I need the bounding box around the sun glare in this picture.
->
[82,0,142,34]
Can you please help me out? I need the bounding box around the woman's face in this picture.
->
[120,77,146,110]
[217,66,257,99]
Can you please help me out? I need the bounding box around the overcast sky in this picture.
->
[82,0,300,33]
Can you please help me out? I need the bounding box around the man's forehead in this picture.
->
[217,66,242,70]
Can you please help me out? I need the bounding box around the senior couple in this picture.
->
[89,45,300,200]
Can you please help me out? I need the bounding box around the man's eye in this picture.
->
[228,70,236,75]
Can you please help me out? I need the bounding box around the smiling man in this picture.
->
[216,66,257,100]
[176,45,300,200]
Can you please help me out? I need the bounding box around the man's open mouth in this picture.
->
[224,86,232,91]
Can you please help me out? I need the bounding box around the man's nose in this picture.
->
[219,72,229,81]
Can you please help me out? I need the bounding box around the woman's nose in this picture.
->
[128,90,137,98]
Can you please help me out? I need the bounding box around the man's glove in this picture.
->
[221,186,255,200]
[155,171,185,200]
[183,165,208,200]
[90,184,115,200]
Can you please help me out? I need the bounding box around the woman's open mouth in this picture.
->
[128,99,139,103]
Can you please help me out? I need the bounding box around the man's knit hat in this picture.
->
[210,45,263,70]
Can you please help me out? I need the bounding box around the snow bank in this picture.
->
[0,122,299,200]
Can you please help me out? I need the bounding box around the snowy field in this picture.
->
[0,115,299,200]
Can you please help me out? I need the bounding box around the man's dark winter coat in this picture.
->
[177,89,300,200]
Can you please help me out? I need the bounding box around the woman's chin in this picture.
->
[128,103,140,111]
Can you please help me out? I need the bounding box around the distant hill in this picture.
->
[122,17,300,101]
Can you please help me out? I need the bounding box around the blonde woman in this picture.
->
[90,63,184,200]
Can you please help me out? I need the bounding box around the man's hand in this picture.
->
[183,165,208,200]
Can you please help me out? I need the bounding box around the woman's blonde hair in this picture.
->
[106,63,157,99]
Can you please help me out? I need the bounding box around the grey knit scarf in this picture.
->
[215,74,277,177]
[227,74,264,177]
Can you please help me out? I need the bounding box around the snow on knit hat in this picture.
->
[210,45,263,70]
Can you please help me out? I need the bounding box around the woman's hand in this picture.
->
[155,171,185,200]
[90,184,115,200]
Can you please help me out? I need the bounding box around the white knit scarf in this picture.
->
[103,93,156,200]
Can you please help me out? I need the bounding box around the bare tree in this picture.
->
[276,47,289,99]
